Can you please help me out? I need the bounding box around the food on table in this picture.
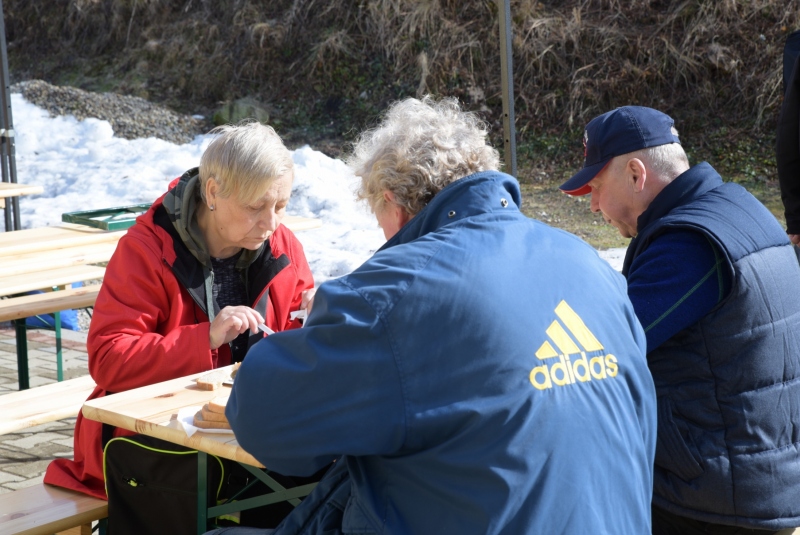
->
[192,394,231,429]
[208,395,229,414]
[195,362,240,391]
[192,411,232,430]
[200,404,227,422]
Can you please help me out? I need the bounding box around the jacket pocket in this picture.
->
[655,397,704,482]
[342,494,381,534]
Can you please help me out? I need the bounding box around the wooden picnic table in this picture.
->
[82,366,316,534]
[1,182,46,232]
[0,182,44,209]
[0,224,124,389]
[82,365,260,466]
[0,222,124,257]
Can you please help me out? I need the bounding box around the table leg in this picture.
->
[207,463,317,519]
[54,310,63,381]
[208,480,317,518]
[13,319,28,390]
[197,451,209,535]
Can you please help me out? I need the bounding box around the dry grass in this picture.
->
[4,0,800,187]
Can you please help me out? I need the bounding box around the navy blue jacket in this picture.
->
[624,163,800,529]
[228,171,657,534]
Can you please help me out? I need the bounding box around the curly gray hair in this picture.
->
[347,96,500,216]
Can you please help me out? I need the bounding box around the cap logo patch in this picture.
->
[583,129,589,158]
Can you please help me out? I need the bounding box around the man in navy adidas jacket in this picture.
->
[207,97,656,535]
[561,106,800,534]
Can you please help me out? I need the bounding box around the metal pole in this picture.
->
[498,0,517,178]
[0,0,20,231]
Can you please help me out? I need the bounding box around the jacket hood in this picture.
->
[380,170,522,251]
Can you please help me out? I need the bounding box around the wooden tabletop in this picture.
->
[0,375,97,435]
[0,241,119,278]
[0,223,125,257]
[0,182,44,199]
[0,264,106,298]
[82,366,262,467]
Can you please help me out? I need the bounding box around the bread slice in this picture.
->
[195,368,230,391]
[230,361,241,380]
[193,411,232,430]
[207,395,229,414]
[201,404,228,422]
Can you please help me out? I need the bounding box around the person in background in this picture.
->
[776,29,800,244]
[560,105,800,534]
[44,121,315,501]
[205,96,657,535]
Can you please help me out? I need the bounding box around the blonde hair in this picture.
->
[348,95,500,216]
[199,121,293,203]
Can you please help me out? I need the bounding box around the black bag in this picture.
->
[103,434,226,535]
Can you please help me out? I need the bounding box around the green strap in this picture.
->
[644,237,726,333]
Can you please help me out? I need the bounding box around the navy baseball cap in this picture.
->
[559,106,681,196]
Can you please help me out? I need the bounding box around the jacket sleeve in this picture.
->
[626,230,730,352]
[226,277,406,476]
[777,52,800,234]
[271,227,315,332]
[87,232,215,392]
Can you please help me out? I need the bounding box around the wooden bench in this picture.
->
[0,285,102,389]
[0,483,107,535]
[0,286,102,324]
[0,376,105,534]
[0,265,106,298]
[0,374,97,435]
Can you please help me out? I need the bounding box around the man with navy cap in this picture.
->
[562,106,800,534]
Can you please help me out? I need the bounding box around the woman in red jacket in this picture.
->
[44,121,315,501]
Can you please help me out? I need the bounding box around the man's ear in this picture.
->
[383,191,412,228]
[627,158,647,194]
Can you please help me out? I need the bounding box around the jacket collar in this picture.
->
[636,162,722,235]
[379,171,522,251]
[161,168,263,269]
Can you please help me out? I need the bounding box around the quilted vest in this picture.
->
[625,163,800,529]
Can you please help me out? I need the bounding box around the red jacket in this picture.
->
[44,186,314,499]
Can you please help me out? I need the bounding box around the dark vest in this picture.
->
[625,163,800,529]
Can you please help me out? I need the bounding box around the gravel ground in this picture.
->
[11,79,208,144]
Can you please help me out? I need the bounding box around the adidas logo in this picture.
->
[530,300,619,391]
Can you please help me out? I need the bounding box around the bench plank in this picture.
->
[0,375,97,435]
[0,224,124,258]
[0,265,106,298]
[0,483,107,535]
[0,243,117,278]
[0,286,102,323]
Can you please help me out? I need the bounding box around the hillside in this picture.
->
[4,0,799,247]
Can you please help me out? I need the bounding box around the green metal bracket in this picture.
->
[62,203,151,230]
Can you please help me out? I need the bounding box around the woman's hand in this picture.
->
[301,288,316,315]
[209,306,264,350]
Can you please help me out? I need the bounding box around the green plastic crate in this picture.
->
[61,203,152,230]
